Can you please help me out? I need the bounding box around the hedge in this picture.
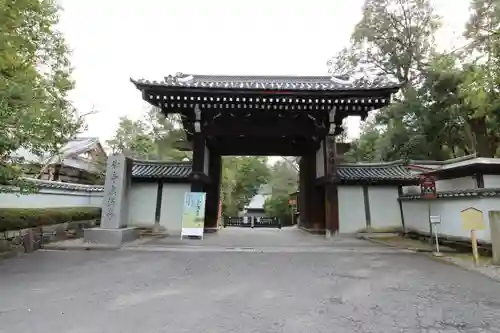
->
[0,207,101,232]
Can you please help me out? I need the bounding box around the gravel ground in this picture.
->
[1,228,500,333]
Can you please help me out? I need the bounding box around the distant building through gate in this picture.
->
[242,184,272,219]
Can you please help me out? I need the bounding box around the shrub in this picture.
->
[0,207,101,232]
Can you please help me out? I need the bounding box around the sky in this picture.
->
[57,0,471,145]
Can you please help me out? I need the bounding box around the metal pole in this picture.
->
[434,224,440,253]
[428,201,432,245]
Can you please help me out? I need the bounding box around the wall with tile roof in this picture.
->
[0,160,192,210]
[335,161,419,185]
[0,185,103,209]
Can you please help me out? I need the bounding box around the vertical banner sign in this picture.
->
[180,192,206,239]
[420,175,437,199]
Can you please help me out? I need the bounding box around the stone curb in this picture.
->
[360,235,500,283]
[41,234,164,252]
[42,244,121,251]
[358,235,458,253]
[358,235,418,252]
[424,253,500,283]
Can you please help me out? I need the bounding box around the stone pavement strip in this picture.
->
[362,234,500,283]
[1,228,500,333]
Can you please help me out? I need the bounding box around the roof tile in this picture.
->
[132,161,191,179]
[132,74,401,92]
[22,178,104,192]
[336,162,418,183]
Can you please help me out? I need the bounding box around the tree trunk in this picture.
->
[469,117,496,157]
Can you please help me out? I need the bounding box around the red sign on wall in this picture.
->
[420,175,437,199]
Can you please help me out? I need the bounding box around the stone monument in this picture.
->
[84,154,138,246]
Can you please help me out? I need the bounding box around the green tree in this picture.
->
[106,116,155,159]
[106,108,191,161]
[459,0,500,157]
[264,160,298,224]
[264,195,291,223]
[343,120,382,162]
[1,0,86,191]
[221,157,270,216]
[339,0,500,161]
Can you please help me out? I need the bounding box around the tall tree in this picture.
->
[221,157,270,216]
[337,0,499,161]
[106,108,191,161]
[106,117,155,159]
[1,0,86,190]
[351,0,441,85]
[264,160,298,224]
[459,0,500,157]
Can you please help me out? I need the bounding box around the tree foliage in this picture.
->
[221,157,270,217]
[264,160,298,224]
[338,0,500,161]
[106,108,190,161]
[1,0,86,190]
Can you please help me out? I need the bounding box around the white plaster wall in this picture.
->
[128,182,157,226]
[159,183,191,234]
[316,140,325,178]
[402,200,429,234]
[204,145,210,175]
[0,189,103,208]
[368,187,402,229]
[436,177,476,191]
[484,175,500,188]
[338,186,366,233]
[402,197,500,243]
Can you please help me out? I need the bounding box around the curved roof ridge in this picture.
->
[409,154,477,165]
[131,158,192,166]
[337,160,405,167]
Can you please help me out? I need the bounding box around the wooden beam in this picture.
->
[204,122,327,137]
[215,138,317,156]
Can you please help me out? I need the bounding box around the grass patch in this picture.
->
[0,207,101,232]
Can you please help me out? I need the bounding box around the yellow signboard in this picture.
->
[460,207,486,231]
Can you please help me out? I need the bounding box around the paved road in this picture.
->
[1,228,500,332]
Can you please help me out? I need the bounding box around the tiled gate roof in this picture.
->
[336,161,419,184]
[132,160,191,180]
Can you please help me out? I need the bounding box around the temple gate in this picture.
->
[132,74,399,236]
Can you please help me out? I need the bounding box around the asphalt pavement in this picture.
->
[1,227,499,333]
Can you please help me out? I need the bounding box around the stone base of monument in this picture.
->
[84,227,138,246]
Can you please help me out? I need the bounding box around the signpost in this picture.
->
[430,215,441,255]
[460,207,486,265]
[180,192,206,240]
[420,175,437,245]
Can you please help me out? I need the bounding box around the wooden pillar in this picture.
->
[190,133,206,192]
[299,153,324,232]
[314,184,326,231]
[204,151,222,231]
[325,184,339,235]
[298,157,308,229]
[324,136,339,235]
[308,153,322,231]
